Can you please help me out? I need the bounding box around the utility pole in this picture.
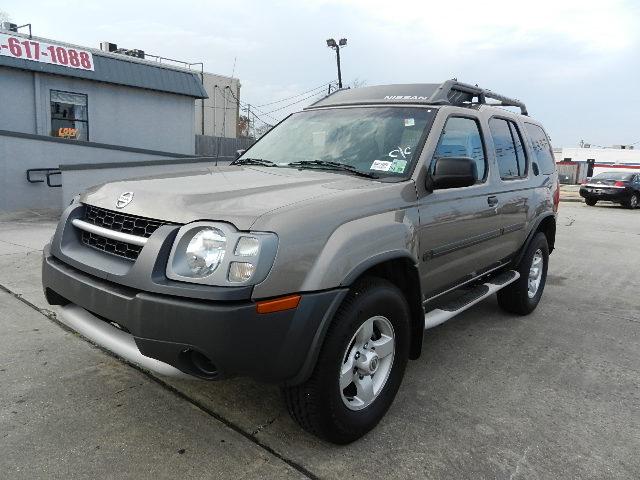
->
[326,38,347,89]
[246,104,251,138]
[213,85,217,136]
[200,70,205,135]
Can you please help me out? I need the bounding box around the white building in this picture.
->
[195,72,241,138]
[556,146,640,183]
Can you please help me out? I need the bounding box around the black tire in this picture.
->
[497,232,549,315]
[623,193,639,209]
[283,277,410,444]
[585,198,597,206]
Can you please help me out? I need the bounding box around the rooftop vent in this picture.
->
[100,41,144,59]
[612,145,634,150]
[114,48,145,59]
[100,41,118,52]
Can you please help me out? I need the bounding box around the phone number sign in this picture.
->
[0,33,94,71]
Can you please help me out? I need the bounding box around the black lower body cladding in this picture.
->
[42,248,347,383]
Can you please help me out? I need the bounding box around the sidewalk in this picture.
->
[560,184,583,202]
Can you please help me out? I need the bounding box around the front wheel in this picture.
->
[585,198,597,206]
[498,232,549,315]
[283,277,410,444]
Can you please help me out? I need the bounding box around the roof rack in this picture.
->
[429,79,528,115]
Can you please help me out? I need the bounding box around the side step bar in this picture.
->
[424,270,520,330]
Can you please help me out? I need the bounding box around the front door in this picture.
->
[417,115,504,297]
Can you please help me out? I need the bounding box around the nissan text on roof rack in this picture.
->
[42,80,559,444]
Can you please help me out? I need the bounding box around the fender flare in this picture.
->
[340,249,420,286]
[288,251,423,385]
[512,213,556,267]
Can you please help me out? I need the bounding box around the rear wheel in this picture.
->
[623,193,639,209]
[585,198,597,206]
[498,232,549,315]
[283,277,410,444]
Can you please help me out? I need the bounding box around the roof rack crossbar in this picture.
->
[429,79,528,116]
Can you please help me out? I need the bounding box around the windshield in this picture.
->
[239,106,437,178]
[592,172,633,181]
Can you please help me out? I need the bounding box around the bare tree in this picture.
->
[349,78,367,89]
[0,10,11,23]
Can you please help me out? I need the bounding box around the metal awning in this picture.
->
[0,36,207,99]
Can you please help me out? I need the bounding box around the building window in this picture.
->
[50,90,88,141]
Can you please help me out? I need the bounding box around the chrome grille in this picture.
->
[79,205,168,260]
[80,230,143,260]
[84,205,165,238]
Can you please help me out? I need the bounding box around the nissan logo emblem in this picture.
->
[116,192,134,209]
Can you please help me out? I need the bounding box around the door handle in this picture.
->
[487,196,499,207]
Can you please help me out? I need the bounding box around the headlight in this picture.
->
[166,222,278,286]
[185,228,226,277]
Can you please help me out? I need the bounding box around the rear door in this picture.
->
[486,116,531,259]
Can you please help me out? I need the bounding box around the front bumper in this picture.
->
[43,247,347,384]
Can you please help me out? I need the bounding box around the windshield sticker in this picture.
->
[390,159,407,173]
[370,160,393,172]
[404,118,415,127]
[388,146,411,159]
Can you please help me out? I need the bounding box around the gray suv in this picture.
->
[42,80,559,444]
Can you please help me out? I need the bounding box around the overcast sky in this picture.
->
[6,0,640,146]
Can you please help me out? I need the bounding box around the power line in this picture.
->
[222,86,278,123]
[255,82,334,108]
[261,89,330,115]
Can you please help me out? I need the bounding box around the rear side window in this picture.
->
[489,118,527,179]
[432,116,486,181]
[524,123,556,175]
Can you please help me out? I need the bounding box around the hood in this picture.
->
[81,165,381,230]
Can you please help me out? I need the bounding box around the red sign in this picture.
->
[0,33,94,71]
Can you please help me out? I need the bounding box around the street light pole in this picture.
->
[335,46,342,89]
[326,38,347,89]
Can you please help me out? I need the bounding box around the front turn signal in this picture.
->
[256,294,301,314]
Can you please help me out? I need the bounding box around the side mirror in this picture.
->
[430,157,477,190]
[235,149,246,159]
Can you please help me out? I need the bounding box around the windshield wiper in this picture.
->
[231,157,278,167]
[287,160,379,179]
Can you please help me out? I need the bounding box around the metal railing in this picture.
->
[26,168,62,187]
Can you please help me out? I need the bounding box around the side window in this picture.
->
[489,118,527,179]
[432,116,486,182]
[510,122,527,176]
[524,123,556,175]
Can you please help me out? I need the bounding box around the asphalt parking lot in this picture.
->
[1,201,638,479]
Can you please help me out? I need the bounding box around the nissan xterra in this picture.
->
[42,80,559,444]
